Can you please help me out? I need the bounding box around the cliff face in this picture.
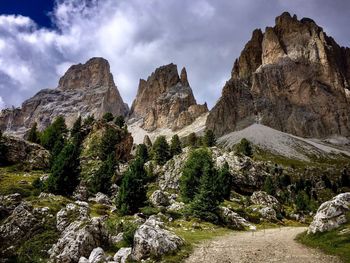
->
[207,12,350,138]
[129,64,208,131]
[0,58,128,133]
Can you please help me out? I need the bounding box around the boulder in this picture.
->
[250,191,281,211]
[219,207,252,229]
[56,202,90,232]
[150,190,170,207]
[113,247,132,263]
[0,193,22,219]
[88,247,107,263]
[132,216,183,261]
[167,202,185,212]
[308,193,350,234]
[259,206,277,221]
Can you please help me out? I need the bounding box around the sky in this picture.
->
[0,0,349,110]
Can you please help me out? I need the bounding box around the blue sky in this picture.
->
[0,0,349,110]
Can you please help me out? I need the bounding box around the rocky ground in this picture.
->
[185,227,341,263]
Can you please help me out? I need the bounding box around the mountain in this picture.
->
[207,12,350,138]
[129,63,208,131]
[0,57,128,134]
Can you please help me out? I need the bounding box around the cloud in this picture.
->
[0,0,349,109]
[0,96,4,109]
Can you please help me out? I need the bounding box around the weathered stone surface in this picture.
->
[207,12,350,138]
[88,247,107,263]
[3,135,49,170]
[259,206,277,221]
[129,64,208,131]
[219,207,252,229]
[113,247,132,263]
[308,192,350,234]
[0,193,22,219]
[250,191,281,211]
[0,57,128,135]
[150,190,170,207]
[56,202,90,233]
[132,216,183,261]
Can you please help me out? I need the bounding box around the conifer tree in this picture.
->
[263,176,276,196]
[27,122,40,144]
[235,138,253,157]
[114,115,125,128]
[70,116,82,142]
[152,136,170,165]
[90,153,116,194]
[187,132,197,147]
[116,158,147,215]
[102,112,114,122]
[136,144,149,163]
[203,129,216,147]
[40,116,67,151]
[217,162,232,200]
[99,126,121,161]
[0,130,7,165]
[170,134,182,156]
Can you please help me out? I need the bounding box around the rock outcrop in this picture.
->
[308,192,350,234]
[129,64,208,131]
[0,57,128,135]
[207,12,350,138]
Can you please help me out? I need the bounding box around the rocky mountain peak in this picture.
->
[130,63,208,131]
[207,12,350,138]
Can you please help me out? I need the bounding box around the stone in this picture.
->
[93,192,112,206]
[113,247,132,263]
[0,57,128,135]
[150,190,170,207]
[167,202,185,212]
[56,202,90,233]
[132,216,183,261]
[219,207,252,229]
[129,64,208,131]
[308,192,350,234]
[259,206,277,221]
[0,193,22,219]
[88,247,107,263]
[206,12,350,138]
[250,191,281,211]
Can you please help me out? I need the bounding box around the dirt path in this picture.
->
[185,227,341,263]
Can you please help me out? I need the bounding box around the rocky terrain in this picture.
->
[0,57,128,134]
[207,12,350,138]
[129,64,208,131]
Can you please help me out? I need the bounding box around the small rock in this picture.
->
[150,190,170,207]
[89,247,107,263]
[113,247,132,263]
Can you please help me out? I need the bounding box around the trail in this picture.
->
[185,227,341,263]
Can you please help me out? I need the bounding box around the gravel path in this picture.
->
[185,227,341,263]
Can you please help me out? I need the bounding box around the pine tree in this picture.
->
[295,191,310,211]
[170,134,182,156]
[27,123,40,144]
[136,144,149,163]
[203,129,216,147]
[152,136,170,165]
[99,127,121,161]
[217,162,232,200]
[114,115,125,128]
[90,153,116,194]
[235,138,253,157]
[70,116,82,142]
[340,168,350,188]
[47,141,80,195]
[180,148,213,202]
[116,158,147,215]
[83,115,95,126]
[263,176,276,195]
[187,132,197,147]
[190,162,221,223]
[0,130,7,165]
[40,116,67,151]
[102,112,114,122]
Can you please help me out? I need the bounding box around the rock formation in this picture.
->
[129,64,208,131]
[0,57,128,135]
[207,12,350,138]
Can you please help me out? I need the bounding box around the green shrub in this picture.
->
[235,138,253,157]
[203,130,216,147]
[102,112,114,122]
[152,136,171,165]
[122,222,138,247]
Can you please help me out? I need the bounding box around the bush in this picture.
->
[295,191,310,212]
[235,138,253,157]
[114,115,125,128]
[83,115,95,126]
[263,176,276,196]
[152,136,170,165]
[187,132,197,147]
[122,222,138,247]
[103,112,114,122]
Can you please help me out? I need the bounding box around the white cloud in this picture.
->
[0,96,5,109]
[0,0,349,110]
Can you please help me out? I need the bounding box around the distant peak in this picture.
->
[180,67,189,86]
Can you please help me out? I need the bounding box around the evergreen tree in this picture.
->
[90,153,116,194]
[203,129,216,147]
[340,168,350,188]
[70,116,82,142]
[0,130,7,165]
[295,191,310,211]
[190,162,221,223]
[102,112,114,122]
[152,136,170,165]
[83,115,95,126]
[27,122,40,144]
[235,138,253,157]
[114,115,125,128]
[263,176,276,196]
[40,116,67,151]
[47,141,80,195]
[180,148,213,202]
[136,144,149,163]
[187,132,197,147]
[116,158,147,215]
[170,134,182,156]
[99,127,121,161]
[217,162,232,200]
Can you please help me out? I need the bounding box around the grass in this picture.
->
[296,218,350,263]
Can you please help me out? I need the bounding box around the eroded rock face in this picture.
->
[129,64,208,131]
[150,190,170,207]
[207,12,350,138]
[308,192,350,234]
[250,191,281,212]
[219,207,252,229]
[0,57,128,135]
[3,135,49,170]
[132,216,183,261]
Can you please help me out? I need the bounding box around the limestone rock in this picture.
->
[259,206,277,221]
[132,216,183,260]
[91,193,112,206]
[88,247,107,263]
[0,193,22,219]
[207,12,350,138]
[113,247,132,263]
[150,190,170,207]
[219,207,252,229]
[3,135,49,170]
[308,192,350,234]
[56,202,90,233]
[250,191,281,211]
[0,57,128,135]
[129,64,208,131]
